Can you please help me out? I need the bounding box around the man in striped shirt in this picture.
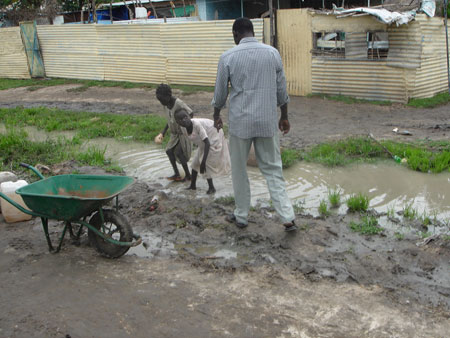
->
[212,17,297,232]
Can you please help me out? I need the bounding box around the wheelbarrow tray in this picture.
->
[16,174,134,222]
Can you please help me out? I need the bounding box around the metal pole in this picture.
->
[241,0,243,17]
[445,0,450,93]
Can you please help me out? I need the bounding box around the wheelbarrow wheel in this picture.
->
[88,209,132,258]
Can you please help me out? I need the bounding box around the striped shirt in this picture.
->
[212,37,290,139]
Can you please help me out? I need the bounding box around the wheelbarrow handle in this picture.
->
[20,163,45,180]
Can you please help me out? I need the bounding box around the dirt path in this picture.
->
[0,85,449,337]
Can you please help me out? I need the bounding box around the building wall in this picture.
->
[277,9,312,96]
[33,19,263,86]
[276,9,450,103]
[0,27,31,79]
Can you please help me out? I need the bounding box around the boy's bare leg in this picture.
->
[166,148,181,180]
[187,170,197,190]
[175,147,191,180]
[207,179,216,194]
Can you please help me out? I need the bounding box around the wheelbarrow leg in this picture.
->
[41,217,55,252]
[55,222,68,253]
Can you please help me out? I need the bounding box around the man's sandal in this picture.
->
[226,213,248,229]
[283,221,298,232]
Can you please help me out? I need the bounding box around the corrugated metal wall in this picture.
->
[0,27,31,79]
[411,15,449,98]
[310,12,411,103]
[33,19,262,86]
[311,59,408,102]
[37,25,103,80]
[277,9,312,96]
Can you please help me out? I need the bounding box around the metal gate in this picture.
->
[20,21,45,78]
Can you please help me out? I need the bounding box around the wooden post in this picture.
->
[110,0,113,23]
[445,0,450,93]
[269,0,274,46]
[81,2,84,24]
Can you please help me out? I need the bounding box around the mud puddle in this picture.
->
[5,124,448,225]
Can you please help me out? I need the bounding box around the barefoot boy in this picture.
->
[174,108,230,194]
[155,84,192,181]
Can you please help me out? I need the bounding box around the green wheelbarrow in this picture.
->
[0,163,142,258]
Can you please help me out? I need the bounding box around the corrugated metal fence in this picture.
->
[0,27,31,79]
[33,19,262,85]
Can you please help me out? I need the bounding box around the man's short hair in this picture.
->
[232,17,254,35]
[156,83,172,97]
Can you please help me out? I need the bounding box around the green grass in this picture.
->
[309,93,391,106]
[0,129,113,173]
[328,188,341,208]
[346,193,370,213]
[0,77,214,94]
[281,148,301,168]
[407,92,450,108]
[349,215,383,235]
[292,199,305,214]
[386,204,396,218]
[318,199,330,217]
[394,232,404,240]
[302,137,450,173]
[214,195,235,206]
[402,203,418,221]
[0,106,166,143]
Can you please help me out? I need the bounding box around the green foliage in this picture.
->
[318,199,330,217]
[349,215,383,235]
[346,193,370,213]
[75,146,107,167]
[386,204,396,218]
[402,203,418,221]
[0,129,111,172]
[328,188,341,208]
[214,195,235,206]
[302,137,450,173]
[292,199,305,214]
[419,231,432,239]
[394,232,404,240]
[407,92,450,108]
[0,106,166,143]
[281,148,301,168]
[0,78,213,94]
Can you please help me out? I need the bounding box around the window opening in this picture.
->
[367,32,389,59]
[313,31,345,58]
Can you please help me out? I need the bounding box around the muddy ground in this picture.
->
[0,85,449,337]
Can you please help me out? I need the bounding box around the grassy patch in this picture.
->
[214,195,235,206]
[328,188,341,208]
[309,93,391,106]
[0,106,166,143]
[407,92,450,108]
[346,193,370,213]
[318,199,330,217]
[292,199,305,214]
[402,203,419,221]
[349,215,383,235]
[0,129,113,173]
[394,232,404,240]
[0,77,214,94]
[302,137,450,173]
[281,148,301,168]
